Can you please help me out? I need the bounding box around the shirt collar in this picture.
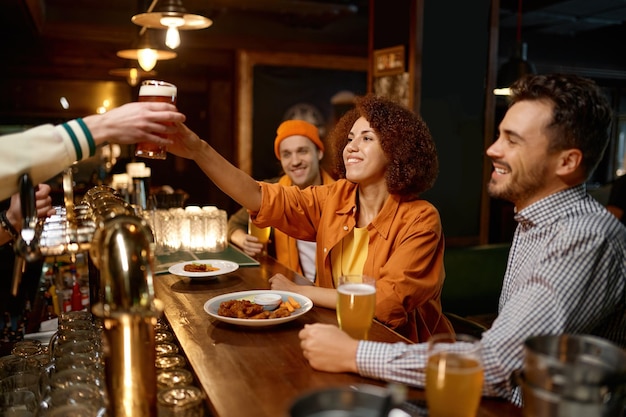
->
[334,184,400,240]
[513,184,587,229]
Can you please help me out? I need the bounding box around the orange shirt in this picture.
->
[252,179,453,342]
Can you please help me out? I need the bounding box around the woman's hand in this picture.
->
[268,273,300,292]
[167,122,207,160]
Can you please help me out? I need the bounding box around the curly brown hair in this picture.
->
[328,94,438,199]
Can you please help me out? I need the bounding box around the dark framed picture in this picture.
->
[373,45,405,77]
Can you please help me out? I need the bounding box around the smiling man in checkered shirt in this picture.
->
[297,73,626,405]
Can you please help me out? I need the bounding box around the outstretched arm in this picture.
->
[0,102,185,200]
[82,101,185,147]
[167,123,262,212]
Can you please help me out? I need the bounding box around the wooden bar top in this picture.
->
[153,253,522,417]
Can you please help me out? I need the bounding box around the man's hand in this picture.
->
[299,323,359,373]
[82,101,186,147]
[230,229,264,256]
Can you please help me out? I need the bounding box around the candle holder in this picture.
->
[153,206,227,254]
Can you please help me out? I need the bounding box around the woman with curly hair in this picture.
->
[168,94,453,342]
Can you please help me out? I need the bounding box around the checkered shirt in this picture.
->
[356,184,626,405]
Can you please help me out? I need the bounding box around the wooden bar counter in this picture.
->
[153,253,522,417]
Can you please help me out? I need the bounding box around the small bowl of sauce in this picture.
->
[254,293,282,310]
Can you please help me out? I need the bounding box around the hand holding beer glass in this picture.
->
[336,275,376,340]
[135,80,177,160]
[248,216,271,255]
[426,333,484,417]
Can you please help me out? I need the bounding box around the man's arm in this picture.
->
[0,102,184,200]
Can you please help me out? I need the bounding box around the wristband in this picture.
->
[0,210,19,241]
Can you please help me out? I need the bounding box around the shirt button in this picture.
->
[343,226,348,231]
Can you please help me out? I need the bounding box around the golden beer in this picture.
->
[426,334,484,417]
[135,80,177,160]
[336,281,376,339]
[247,218,270,244]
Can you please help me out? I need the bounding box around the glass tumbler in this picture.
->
[425,333,484,417]
[135,80,178,160]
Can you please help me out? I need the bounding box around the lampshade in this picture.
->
[117,29,177,71]
[109,66,157,87]
[131,0,212,49]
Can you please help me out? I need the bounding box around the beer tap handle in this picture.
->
[14,173,41,262]
[20,173,37,231]
[11,174,37,296]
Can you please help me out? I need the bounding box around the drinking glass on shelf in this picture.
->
[248,217,271,255]
[135,80,178,160]
[0,390,39,416]
[48,381,104,410]
[425,333,484,417]
[156,368,194,391]
[0,372,43,402]
[336,275,376,340]
[157,386,204,417]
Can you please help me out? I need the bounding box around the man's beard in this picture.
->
[487,165,548,206]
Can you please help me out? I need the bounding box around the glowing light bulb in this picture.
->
[137,48,158,72]
[165,26,181,49]
[161,16,184,49]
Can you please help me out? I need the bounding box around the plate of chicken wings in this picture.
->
[203,290,313,327]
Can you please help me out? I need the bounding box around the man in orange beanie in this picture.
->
[227,120,335,282]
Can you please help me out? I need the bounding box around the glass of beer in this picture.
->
[426,333,484,417]
[336,274,376,340]
[135,80,177,160]
[248,216,271,255]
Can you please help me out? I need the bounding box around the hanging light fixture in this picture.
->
[494,0,536,96]
[117,28,177,72]
[131,0,212,50]
[109,65,157,87]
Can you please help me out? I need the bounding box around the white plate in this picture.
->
[168,259,239,278]
[203,290,313,327]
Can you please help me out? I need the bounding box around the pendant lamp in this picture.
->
[131,0,212,49]
[494,0,536,96]
[117,29,177,72]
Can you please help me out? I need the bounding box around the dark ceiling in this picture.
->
[498,0,626,82]
[2,0,626,84]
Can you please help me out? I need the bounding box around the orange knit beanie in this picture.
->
[274,120,324,159]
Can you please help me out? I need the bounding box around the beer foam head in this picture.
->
[337,282,376,295]
[139,81,177,97]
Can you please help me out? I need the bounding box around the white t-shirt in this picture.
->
[296,239,316,283]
